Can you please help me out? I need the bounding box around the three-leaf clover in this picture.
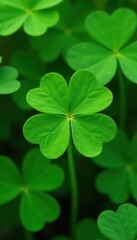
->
[67,8,137,85]
[0,57,20,94]
[23,70,117,159]
[97,203,137,240]
[93,129,137,204]
[0,148,64,231]
[0,0,63,36]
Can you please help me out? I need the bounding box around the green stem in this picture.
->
[25,230,34,240]
[67,129,78,239]
[118,67,126,129]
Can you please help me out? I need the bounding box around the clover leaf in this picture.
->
[0,148,64,231]
[97,203,137,240]
[0,63,20,94]
[30,0,90,62]
[93,129,137,204]
[67,8,137,85]
[23,70,117,159]
[0,0,63,36]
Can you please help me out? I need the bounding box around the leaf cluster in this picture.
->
[0,148,64,231]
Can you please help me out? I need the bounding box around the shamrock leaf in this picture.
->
[97,203,137,240]
[0,148,64,231]
[67,8,137,85]
[93,129,137,204]
[23,70,116,159]
[0,0,63,36]
[30,0,91,62]
[0,64,20,94]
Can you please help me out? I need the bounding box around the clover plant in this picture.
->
[0,148,64,231]
[23,69,116,237]
[93,129,137,204]
[0,0,63,36]
[23,70,116,159]
[1,0,137,240]
[67,8,137,85]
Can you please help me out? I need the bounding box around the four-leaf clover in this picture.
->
[0,0,63,36]
[93,129,137,204]
[23,70,117,159]
[67,8,137,85]
[0,148,64,231]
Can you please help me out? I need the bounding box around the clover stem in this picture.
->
[118,66,126,129]
[25,230,34,240]
[67,129,78,239]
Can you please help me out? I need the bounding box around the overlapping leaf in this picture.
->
[0,0,63,36]
[0,65,20,94]
[93,129,137,204]
[98,203,137,240]
[23,70,116,159]
[67,8,137,84]
[0,148,64,231]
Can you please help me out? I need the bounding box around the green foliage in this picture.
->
[98,203,137,240]
[0,58,20,94]
[0,148,64,231]
[23,70,116,159]
[93,130,137,204]
[0,0,63,36]
[67,8,137,84]
[1,1,137,239]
